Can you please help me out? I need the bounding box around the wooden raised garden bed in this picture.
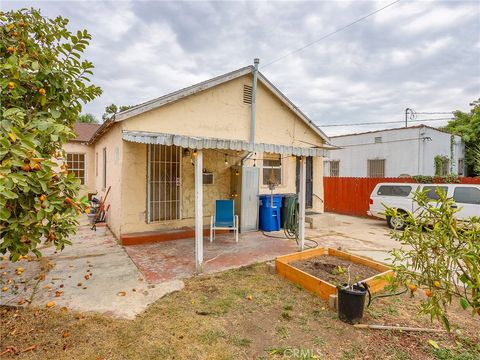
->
[275,247,393,301]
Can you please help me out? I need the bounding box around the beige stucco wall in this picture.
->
[96,72,327,236]
[62,142,95,198]
[121,74,324,148]
[121,146,238,234]
[91,123,123,238]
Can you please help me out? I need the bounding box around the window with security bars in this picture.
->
[440,158,449,176]
[147,144,181,222]
[66,153,85,185]
[329,161,340,177]
[367,159,385,178]
[262,153,282,186]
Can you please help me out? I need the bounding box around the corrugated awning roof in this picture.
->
[122,131,329,157]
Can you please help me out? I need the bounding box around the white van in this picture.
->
[368,183,480,229]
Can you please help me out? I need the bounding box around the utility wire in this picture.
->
[261,0,402,68]
[319,117,453,128]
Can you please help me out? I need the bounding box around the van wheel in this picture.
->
[387,211,406,230]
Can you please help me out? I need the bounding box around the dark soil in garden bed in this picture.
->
[290,255,380,285]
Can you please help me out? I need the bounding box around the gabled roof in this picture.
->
[110,65,330,144]
[330,124,456,138]
[71,122,101,143]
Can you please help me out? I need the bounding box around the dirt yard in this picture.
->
[1,263,479,360]
[290,255,380,285]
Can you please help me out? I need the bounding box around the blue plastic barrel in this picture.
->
[259,194,282,231]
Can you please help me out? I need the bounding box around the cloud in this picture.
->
[3,0,479,136]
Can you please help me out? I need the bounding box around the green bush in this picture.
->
[0,9,101,260]
[385,189,480,329]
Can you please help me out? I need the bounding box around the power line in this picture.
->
[261,0,401,68]
[319,117,453,128]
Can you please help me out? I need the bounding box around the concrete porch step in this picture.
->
[305,213,337,229]
[121,227,229,246]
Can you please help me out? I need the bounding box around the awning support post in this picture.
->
[298,156,306,251]
[195,149,203,273]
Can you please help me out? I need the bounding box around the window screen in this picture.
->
[377,185,412,197]
[453,187,480,205]
[262,153,282,185]
[368,159,385,177]
[422,186,448,200]
[66,153,85,185]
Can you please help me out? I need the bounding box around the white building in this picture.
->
[325,125,465,178]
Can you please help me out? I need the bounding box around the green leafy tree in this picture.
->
[444,99,480,176]
[102,103,136,120]
[0,9,102,261]
[78,113,97,124]
[386,189,480,330]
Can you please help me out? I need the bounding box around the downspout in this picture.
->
[250,58,259,144]
[242,58,260,165]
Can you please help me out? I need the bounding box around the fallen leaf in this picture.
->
[44,285,52,290]
[59,284,64,288]
[84,274,90,280]
[117,291,126,296]
[77,282,82,287]
[38,273,46,281]
[246,294,253,300]
[62,330,69,338]
[428,339,440,349]
[17,299,26,305]
[2,287,8,292]
[46,301,56,308]
[60,307,68,313]
[55,291,63,297]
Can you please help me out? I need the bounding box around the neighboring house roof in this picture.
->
[90,65,330,145]
[71,123,101,143]
[330,124,456,139]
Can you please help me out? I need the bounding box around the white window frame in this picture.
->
[66,152,86,185]
[262,153,283,186]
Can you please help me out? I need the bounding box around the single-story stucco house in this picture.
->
[63,60,331,270]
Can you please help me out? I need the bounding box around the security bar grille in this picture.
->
[329,161,340,177]
[367,159,385,178]
[147,144,181,222]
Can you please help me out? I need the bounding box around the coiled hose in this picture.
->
[262,195,319,249]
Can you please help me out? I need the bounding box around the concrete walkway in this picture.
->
[0,218,183,319]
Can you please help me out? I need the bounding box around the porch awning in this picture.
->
[122,131,329,157]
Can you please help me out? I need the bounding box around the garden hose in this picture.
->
[283,195,319,249]
[367,286,408,307]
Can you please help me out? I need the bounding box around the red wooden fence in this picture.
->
[324,177,480,217]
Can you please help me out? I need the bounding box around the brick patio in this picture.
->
[124,231,299,282]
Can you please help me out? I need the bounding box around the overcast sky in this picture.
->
[5,0,480,136]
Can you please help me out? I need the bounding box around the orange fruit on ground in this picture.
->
[408,284,417,292]
[425,289,433,297]
[38,88,46,96]
[46,301,56,308]
[7,47,14,53]
[2,287,8,292]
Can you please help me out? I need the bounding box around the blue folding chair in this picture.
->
[210,200,239,243]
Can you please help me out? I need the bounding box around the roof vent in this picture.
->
[243,85,253,104]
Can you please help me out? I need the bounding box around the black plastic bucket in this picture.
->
[337,283,371,324]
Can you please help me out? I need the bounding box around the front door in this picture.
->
[147,144,181,222]
[296,157,313,208]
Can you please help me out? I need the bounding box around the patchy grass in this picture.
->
[1,263,479,359]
